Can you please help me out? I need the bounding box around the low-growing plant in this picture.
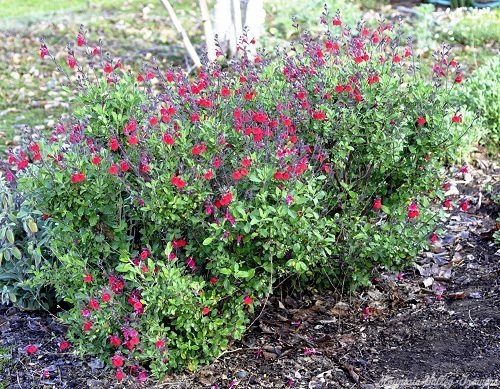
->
[0,173,55,310]
[435,8,500,46]
[3,9,475,383]
[457,56,499,153]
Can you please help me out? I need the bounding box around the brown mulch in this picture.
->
[1,156,499,389]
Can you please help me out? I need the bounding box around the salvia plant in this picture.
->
[1,8,474,383]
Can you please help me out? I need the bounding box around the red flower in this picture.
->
[101,291,111,303]
[461,200,468,212]
[162,133,175,145]
[128,135,139,146]
[141,163,150,174]
[393,54,401,63]
[83,273,92,283]
[209,277,218,284]
[109,164,119,175]
[192,143,206,155]
[245,91,256,101]
[186,257,196,270]
[89,298,100,311]
[104,63,113,74]
[407,202,419,219]
[371,33,380,44]
[201,306,210,316]
[373,198,382,211]
[312,111,327,120]
[137,74,144,82]
[335,84,344,93]
[198,98,212,108]
[115,370,125,381]
[430,233,438,243]
[172,238,187,248]
[170,176,186,189]
[71,173,85,184]
[204,170,213,180]
[149,116,158,125]
[221,85,231,96]
[110,335,122,347]
[241,156,252,168]
[40,45,48,59]
[59,340,71,351]
[368,74,379,85]
[444,199,452,210]
[332,17,342,26]
[25,344,38,355]
[91,155,101,165]
[460,164,468,173]
[76,33,85,46]
[126,336,139,350]
[325,40,339,51]
[109,137,119,151]
[92,46,100,55]
[67,56,76,69]
[416,116,426,126]
[220,192,233,206]
[83,321,93,332]
[155,339,165,348]
[119,160,130,172]
[452,113,463,123]
[243,295,253,306]
[455,73,463,83]
[111,355,124,368]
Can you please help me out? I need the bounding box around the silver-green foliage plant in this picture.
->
[461,56,500,152]
[0,173,55,310]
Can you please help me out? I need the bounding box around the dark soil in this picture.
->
[1,159,499,389]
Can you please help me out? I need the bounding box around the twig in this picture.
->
[213,347,243,362]
[159,0,202,69]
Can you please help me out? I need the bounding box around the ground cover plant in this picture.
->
[0,5,484,385]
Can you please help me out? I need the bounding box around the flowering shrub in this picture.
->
[2,10,473,382]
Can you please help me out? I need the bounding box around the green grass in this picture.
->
[0,0,148,19]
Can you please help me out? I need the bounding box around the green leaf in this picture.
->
[202,237,214,246]
[89,214,98,227]
[6,229,14,244]
[380,205,391,215]
[27,219,38,233]
[11,246,22,260]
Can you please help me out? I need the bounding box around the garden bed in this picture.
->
[1,158,498,388]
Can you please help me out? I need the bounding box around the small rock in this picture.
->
[236,370,247,379]
[469,292,482,299]
[423,277,434,288]
[87,379,104,387]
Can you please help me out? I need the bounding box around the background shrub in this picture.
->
[3,10,474,382]
[458,56,500,153]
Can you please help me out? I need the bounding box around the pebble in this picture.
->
[236,370,247,379]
